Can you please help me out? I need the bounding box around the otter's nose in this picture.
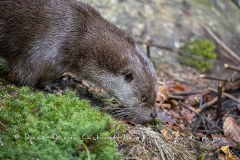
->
[151,112,157,119]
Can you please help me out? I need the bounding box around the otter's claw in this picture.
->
[43,75,81,93]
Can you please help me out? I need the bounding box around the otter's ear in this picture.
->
[121,70,134,83]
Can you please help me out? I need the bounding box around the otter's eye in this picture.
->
[141,96,148,103]
[124,72,134,83]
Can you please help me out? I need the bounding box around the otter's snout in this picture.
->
[150,106,157,119]
[140,105,158,122]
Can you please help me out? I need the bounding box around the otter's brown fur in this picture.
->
[0,0,158,123]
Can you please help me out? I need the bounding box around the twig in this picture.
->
[195,130,220,134]
[173,91,203,96]
[192,118,202,133]
[146,43,151,58]
[197,97,218,113]
[201,117,207,133]
[181,102,223,132]
[208,87,240,104]
[202,24,240,63]
[136,40,184,54]
[217,83,222,119]
[224,79,240,92]
[199,74,228,82]
[200,74,240,85]
[168,95,185,100]
[224,64,240,73]
[198,86,240,113]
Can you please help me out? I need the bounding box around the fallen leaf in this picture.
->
[223,117,240,143]
[156,85,169,104]
[170,82,190,92]
[221,146,238,160]
[161,129,174,140]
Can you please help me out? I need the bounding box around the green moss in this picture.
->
[0,83,125,160]
[179,38,217,72]
[198,154,206,160]
[194,0,210,4]
[193,0,214,7]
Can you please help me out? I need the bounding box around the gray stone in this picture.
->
[80,0,240,79]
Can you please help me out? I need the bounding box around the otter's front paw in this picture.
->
[44,83,65,94]
[43,75,82,94]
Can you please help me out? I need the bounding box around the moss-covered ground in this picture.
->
[0,79,125,160]
[179,38,217,72]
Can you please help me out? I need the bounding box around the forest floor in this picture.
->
[84,0,240,159]
[1,0,240,159]
[1,70,239,159]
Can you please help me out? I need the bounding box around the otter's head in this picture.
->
[83,42,158,123]
[76,18,158,123]
[110,45,158,123]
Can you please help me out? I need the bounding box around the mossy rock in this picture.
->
[0,83,125,160]
[179,38,217,72]
[193,0,216,8]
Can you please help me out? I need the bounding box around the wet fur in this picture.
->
[0,0,158,123]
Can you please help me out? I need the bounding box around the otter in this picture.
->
[0,0,158,123]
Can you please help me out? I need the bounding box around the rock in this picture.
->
[81,0,240,80]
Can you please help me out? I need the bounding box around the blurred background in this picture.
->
[82,0,240,88]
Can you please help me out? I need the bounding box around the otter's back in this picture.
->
[0,0,95,59]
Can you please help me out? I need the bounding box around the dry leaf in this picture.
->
[156,85,169,104]
[223,117,240,143]
[221,146,238,160]
[158,85,169,96]
[161,129,173,140]
[170,82,190,92]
